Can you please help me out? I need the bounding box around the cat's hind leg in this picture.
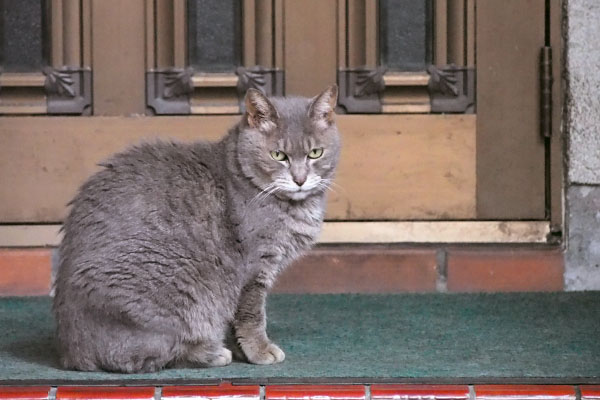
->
[185,341,233,367]
[97,329,178,373]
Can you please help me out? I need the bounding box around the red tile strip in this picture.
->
[56,386,155,400]
[0,386,50,399]
[0,248,52,296]
[446,249,564,292]
[162,383,260,400]
[266,385,365,400]
[582,386,600,400]
[475,385,576,399]
[371,385,470,400]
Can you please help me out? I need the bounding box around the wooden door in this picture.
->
[0,0,563,231]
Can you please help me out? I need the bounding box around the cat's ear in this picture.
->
[244,88,279,131]
[308,84,338,127]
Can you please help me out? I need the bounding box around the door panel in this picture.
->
[476,0,547,219]
[0,0,558,227]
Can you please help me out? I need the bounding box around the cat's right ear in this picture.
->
[244,89,279,131]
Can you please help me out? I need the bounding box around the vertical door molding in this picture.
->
[337,0,475,114]
[146,0,283,115]
[0,0,91,115]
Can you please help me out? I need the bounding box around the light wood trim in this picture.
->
[243,0,257,66]
[191,74,239,88]
[434,0,448,65]
[0,73,46,87]
[382,104,431,114]
[364,0,378,68]
[173,0,186,68]
[0,221,552,247]
[383,72,430,86]
[0,225,63,247]
[382,73,431,114]
[0,84,47,114]
[0,105,47,114]
[320,221,551,244]
[190,105,240,114]
[51,0,64,67]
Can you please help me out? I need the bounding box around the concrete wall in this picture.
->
[565,0,600,290]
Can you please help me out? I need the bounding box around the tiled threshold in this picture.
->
[0,384,598,400]
[0,244,564,296]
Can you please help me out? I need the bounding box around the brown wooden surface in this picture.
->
[283,0,337,96]
[255,0,274,67]
[476,0,546,219]
[0,115,475,222]
[331,114,476,220]
[155,0,175,68]
[91,0,146,115]
[434,0,448,65]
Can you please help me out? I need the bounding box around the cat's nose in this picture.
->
[293,176,307,187]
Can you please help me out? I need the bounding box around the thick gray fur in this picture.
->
[53,86,341,373]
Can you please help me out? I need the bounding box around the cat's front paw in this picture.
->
[244,342,285,365]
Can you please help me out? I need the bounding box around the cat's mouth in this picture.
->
[285,190,311,201]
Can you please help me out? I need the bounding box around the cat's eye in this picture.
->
[270,150,288,161]
[308,148,324,159]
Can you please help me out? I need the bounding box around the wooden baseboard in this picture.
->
[0,221,550,247]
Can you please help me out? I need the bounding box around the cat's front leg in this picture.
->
[233,273,285,365]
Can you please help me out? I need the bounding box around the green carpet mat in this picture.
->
[0,293,599,385]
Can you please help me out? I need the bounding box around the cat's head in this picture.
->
[237,85,341,202]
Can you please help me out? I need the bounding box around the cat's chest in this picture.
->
[235,198,323,258]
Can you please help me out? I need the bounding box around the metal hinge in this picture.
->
[540,46,553,138]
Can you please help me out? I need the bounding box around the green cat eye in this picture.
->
[270,150,288,161]
[308,148,324,159]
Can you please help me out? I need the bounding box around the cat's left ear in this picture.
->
[308,85,338,127]
[245,88,279,132]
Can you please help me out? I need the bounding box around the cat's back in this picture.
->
[60,139,228,260]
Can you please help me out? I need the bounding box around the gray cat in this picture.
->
[53,86,340,373]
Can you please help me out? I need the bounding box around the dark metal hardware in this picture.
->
[43,67,92,115]
[337,68,386,114]
[540,46,553,138]
[337,65,475,114]
[236,66,285,112]
[428,65,475,113]
[147,67,284,115]
[146,68,193,115]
